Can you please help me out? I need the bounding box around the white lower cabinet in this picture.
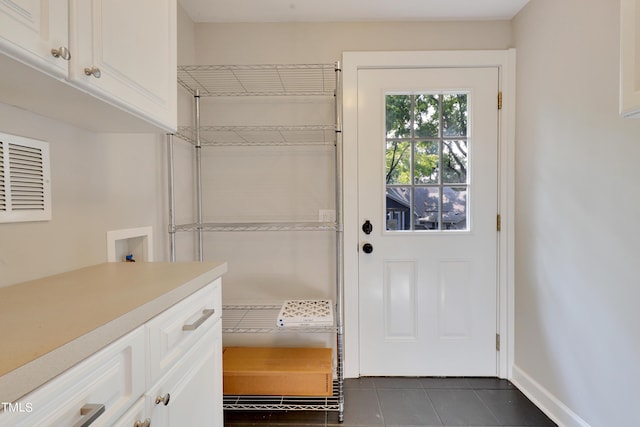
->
[112,398,148,427]
[146,278,222,386]
[146,325,222,426]
[0,326,145,427]
[145,278,223,426]
[0,280,223,427]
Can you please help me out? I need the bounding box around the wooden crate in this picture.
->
[223,347,332,396]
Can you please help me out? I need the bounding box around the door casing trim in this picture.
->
[341,49,516,379]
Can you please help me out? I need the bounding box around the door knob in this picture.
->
[362,243,373,254]
[362,220,373,235]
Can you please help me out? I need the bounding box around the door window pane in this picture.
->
[442,186,467,230]
[442,140,468,184]
[386,95,412,138]
[414,94,439,138]
[414,187,440,230]
[414,141,439,184]
[442,94,468,137]
[386,141,411,184]
[385,92,469,231]
[386,187,411,231]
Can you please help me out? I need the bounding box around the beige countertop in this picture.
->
[0,261,227,403]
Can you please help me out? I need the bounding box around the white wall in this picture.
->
[185,21,513,348]
[0,104,169,287]
[513,1,640,426]
[173,3,198,261]
[194,21,513,64]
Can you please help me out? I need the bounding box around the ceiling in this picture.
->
[179,0,530,23]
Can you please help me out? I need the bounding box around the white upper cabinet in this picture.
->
[69,0,177,130]
[620,0,640,117]
[0,0,69,78]
[0,0,177,132]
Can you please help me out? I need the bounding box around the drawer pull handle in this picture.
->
[182,308,215,331]
[155,393,171,406]
[72,403,105,427]
[134,419,151,427]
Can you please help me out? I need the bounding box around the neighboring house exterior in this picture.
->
[386,187,467,230]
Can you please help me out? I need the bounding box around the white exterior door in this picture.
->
[357,67,499,376]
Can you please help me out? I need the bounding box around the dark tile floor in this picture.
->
[224,377,557,427]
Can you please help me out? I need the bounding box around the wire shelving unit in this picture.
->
[167,62,344,422]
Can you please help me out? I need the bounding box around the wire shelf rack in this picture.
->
[222,304,337,334]
[169,61,344,422]
[177,64,337,97]
[176,125,336,146]
[175,222,338,233]
[223,380,341,411]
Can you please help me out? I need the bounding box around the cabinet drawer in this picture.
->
[0,326,145,427]
[146,279,221,386]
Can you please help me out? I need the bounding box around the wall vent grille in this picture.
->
[0,143,5,213]
[0,132,51,223]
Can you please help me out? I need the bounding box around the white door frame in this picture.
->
[341,49,516,379]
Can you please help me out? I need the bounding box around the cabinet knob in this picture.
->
[134,419,151,427]
[84,66,102,78]
[155,393,170,406]
[51,46,71,61]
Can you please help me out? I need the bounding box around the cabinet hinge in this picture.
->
[497,214,501,232]
[498,91,503,110]
[496,333,501,351]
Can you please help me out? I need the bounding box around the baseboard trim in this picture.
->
[511,365,590,427]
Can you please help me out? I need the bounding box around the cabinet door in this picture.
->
[147,325,223,426]
[68,0,177,130]
[0,0,69,78]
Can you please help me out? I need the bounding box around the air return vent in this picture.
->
[0,132,51,223]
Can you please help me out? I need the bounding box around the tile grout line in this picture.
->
[374,387,387,427]
[472,388,503,427]
[422,387,446,427]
